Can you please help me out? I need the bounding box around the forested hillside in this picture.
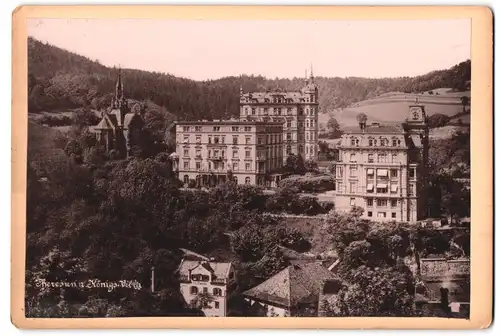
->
[28,37,471,120]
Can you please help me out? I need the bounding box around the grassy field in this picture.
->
[28,121,68,174]
[319,89,469,129]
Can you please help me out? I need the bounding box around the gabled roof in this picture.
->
[95,114,116,130]
[243,263,335,308]
[178,259,232,279]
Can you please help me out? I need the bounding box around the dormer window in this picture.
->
[368,138,374,146]
[392,138,398,147]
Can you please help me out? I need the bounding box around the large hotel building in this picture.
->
[174,120,284,187]
[334,104,429,222]
[239,71,319,161]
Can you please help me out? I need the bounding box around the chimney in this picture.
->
[359,121,366,132]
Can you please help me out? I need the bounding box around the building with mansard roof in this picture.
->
[239,68,319,162]
[334,104,430,222]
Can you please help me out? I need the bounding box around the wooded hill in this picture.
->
[28,37,471,120]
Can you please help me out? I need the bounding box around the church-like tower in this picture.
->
[403,104,430,220]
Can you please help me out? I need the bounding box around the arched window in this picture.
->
[190,286,198,295]
[299,145,304,153]
[213,288,222,296]
[245,177,251,185]
[306,120,310,127]
[233,176,238,184]
[310,145,315,155]
[305,146,309,154]
[183,175,189,184]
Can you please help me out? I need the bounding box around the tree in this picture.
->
[326,117,341,137]
[284,153,305,174]
[356,113,367,129]
[427,113,450,128]
[460,96,470,113]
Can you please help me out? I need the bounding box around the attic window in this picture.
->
[191,274,210,282]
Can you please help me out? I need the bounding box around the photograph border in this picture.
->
[11,5,493,329]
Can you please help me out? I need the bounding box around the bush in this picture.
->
[280,174,335,193]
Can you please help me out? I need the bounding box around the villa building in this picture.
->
[242,262,335,317]
[334,104,429,222]
[178,259,235,317]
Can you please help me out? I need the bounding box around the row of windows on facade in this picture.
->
[184,134,284,145]
[243,106,317,116]
[182,126,254,133]
[339,181,416,195]
[182,160,279,172]
[345,152,404,164]
[183,174,254,186]
[337,167,417,179]
[349,137,403,147]
[189,286,223,296]
[243,94,316,104]
[183,147,281,159]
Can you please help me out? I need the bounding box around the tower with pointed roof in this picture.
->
[93,68,145,159]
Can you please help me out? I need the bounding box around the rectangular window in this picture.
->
[232,150,238,158]
[337,182,343,193]
[377,154,387,163]
[391,199,397,207]
[392,139,398,147]
[203,287,208,293]
[245,163,251,171]
[366,183,374,193]
[208,136,212,144]
[367,211,373,217]
[390,185,398,193]
[350,197,356,206]
[232,136,238,145]
[183,135,189,143]
[195,150,201,157]
[183,161,189,169]
[258,137,263,145]
[367,168,374,176]
[409,184,415,196]
[349,182,356,193]
[376,184,388,193]
[391,169,398,178]
[232,162,238,171]
[350,153,356,162]
[244,126,252,132]
[195,136,201,144]
[349,165,357,177]
[287,133,292,141]
[367,198,373,207]
[214,136,220,144]
[251,108,256,115]
[245,150,251,158]
[287,108,292,115]
[213,126,220,132]
[183,149,189,156]
[368,154,374,163]
[392,154,398,163]
[369,139,373,146]
[377,212,386,218]
[377,199,387,207]
[196,162,201,170]
[337,167,343,178]
[245,137,251,145]
[391,212,397,219]
[232,126,239,132]
[409,168,416,179]
[377,169,388,177]
[214,302,220,309]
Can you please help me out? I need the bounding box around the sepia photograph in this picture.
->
[12,7,492,328]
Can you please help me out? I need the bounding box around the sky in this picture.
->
[27,18,471,81]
